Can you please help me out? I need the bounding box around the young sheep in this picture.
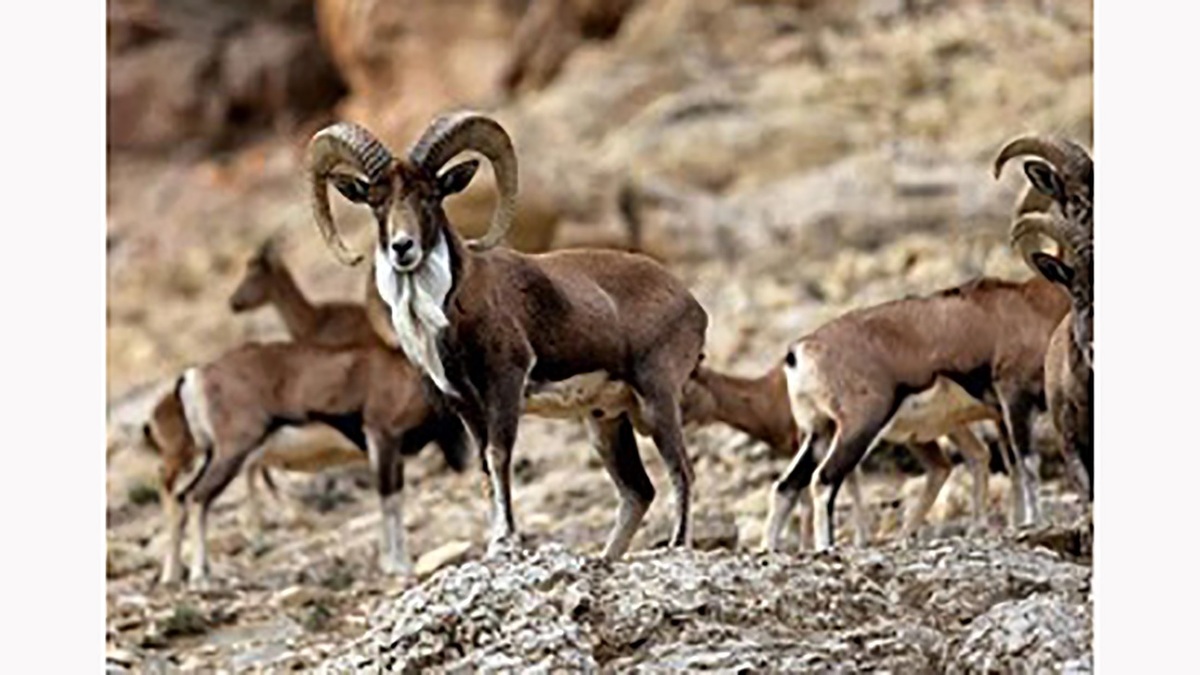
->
[997,135,1094,501]
[228,235,379,348]
[771,274,1070,551]
[143,342,471,585]
[306,112,708,559]
[226,236,384,523]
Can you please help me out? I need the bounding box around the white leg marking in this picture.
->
[994,433,1025,529]
[159,492,185,585]
[187,500,209,585]
[847,468,872,548]
[763,433,813,552]
[797,485,815,551]
[812,480,834,552]
[999,405,1040,529]
[1022,452,1042,525]
[485,445,516,548]
[379,490,412,576]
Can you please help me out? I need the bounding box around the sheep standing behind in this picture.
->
[145,343,471,585]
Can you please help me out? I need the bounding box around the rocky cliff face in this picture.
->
[107,0,346,152]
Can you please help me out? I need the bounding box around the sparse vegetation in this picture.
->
[319,557,356,593]
[161,604,209,638]
[126,480,160,506]
[302,601,336,633]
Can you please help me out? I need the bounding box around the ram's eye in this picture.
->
[332,176,371,204]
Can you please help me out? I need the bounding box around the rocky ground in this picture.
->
[106,412,1091,672]
[106,0,1093,671]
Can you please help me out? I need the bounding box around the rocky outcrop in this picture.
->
[107,0,345,153]
[321,534,1091,672]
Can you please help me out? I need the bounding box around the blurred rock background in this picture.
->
[106,0,1092,670]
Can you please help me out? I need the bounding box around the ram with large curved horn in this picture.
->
[1010,207,1094,502]
[304,112,710,562]
[994,134,1094,241]
[307,122,397,266]
[1009,211,1076,273]
[993,134,1093,183]
[997,135,1095,505]
[408,112,519,251]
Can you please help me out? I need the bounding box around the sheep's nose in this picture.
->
[392,237,415,259]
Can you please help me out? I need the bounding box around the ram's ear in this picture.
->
[331,175,372,204]
[1031,251,1075,288]
[1024,160,1067,205]
[437,160,480,197]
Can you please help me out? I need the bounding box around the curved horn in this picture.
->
[1010,212,1073,274]
[408,111,518,251]
[306,122,396,266]
[993,134,1092,180]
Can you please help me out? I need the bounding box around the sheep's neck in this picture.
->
[689,366,795,455]
[267,266,319,339]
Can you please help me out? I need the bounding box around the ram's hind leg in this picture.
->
[813,400,893,552]
[632,374,693,549]
[763,422,833,552]
[185,449,250,587]
[588,413,655,560]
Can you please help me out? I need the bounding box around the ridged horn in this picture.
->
[306,122,396,266]
[993,134,1093,181]
[408,111,518,251]
[1010,212,1073,274]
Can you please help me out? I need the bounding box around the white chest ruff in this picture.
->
[375,236,456,395]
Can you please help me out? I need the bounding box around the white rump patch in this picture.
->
[179,368,214,451]
[783,342,829,431]
[375,233,456,395]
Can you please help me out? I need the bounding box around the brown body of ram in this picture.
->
[307,112,708,561]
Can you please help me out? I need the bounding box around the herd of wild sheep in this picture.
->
[141,111,1094,587]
